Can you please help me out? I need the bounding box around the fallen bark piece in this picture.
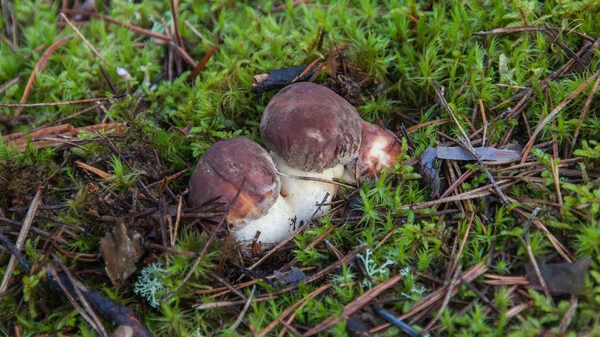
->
[436,146,521,161]
[251,64,318,94]
[100,221,144,285]
[525,257,592,295]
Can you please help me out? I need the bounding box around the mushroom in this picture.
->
[260,82,363,223]
[353,120,403,179]
[188,138,296,248]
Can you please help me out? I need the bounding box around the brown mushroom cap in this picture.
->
[356,120,403,179]
[188,138,280,226]
[260,82,362,172]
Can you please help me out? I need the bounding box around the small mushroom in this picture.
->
[260,82,363,223]
[188,138,296,250]
[354,120,403,179]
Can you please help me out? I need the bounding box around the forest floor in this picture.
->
[1,0,600,336]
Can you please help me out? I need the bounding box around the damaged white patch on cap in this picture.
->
[364,135,394,173]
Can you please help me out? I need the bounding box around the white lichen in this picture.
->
[357,248,394,288]
[134,263,166,308]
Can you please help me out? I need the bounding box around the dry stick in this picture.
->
[229,285,256,332]
[446,213,474,280]
[184,21,215,45]
[0,187,43,303]
[15,35,74,116]
[432,81,511,205]
[164,179,245,302]
[0,96,118,108]
[61,9,172,41]
[207,270,246,301]
[60,13,110,66]
[475,25,597,42]
[570,74,600,156]
[47,261,104,335]
[520,70,600,164]
[0,217,69,244]
[559,296,578,333]
[170,0,184,49]
[302,275,403,336]
[399,179,515,210]
[0,76,20,94]
[522,208,552,299]
[0,32,16,52]
[370,263,488,334]
[424,265,462,332]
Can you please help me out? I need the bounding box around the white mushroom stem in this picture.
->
[270,152,345,224]
[231,195,296,244]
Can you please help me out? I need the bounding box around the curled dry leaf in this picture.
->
[100,221,144,285]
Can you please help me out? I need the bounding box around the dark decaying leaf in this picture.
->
[346,316,373,337]
[418,147,441,199]
[100,221,145,285]
[274,266,308,284]
[525,257,592,295]
[436,146,521,161]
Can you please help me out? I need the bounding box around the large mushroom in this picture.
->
[260,82,363,223]
[188,138,296,249]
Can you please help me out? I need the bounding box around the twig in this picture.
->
[522,208,552,299]
[570,74,600,156]
[55,257,109,337]
[424,265,462,331]
[229,285,256,331]
[60,9,171,41]
[0,96,121,108]
[521,70,600,163]
[302,275,403,336]
[0,187,43,302]
[60,13,109,66]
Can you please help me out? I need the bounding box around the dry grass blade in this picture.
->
[570,74,600,156]
[61,10,172,42]
[424,265,462,331]
[16,35,74,116]
[520,70,600,163]
[302,275,403,336]
[0,187,43,303]
[60,13,109,66]
[399,179,515,210]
